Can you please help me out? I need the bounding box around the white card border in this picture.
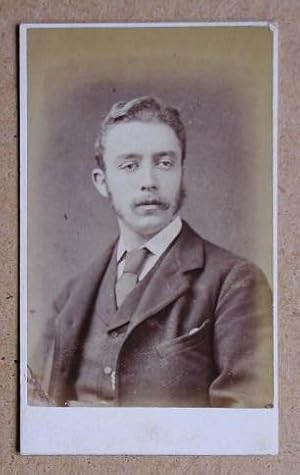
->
[19,21,279,455]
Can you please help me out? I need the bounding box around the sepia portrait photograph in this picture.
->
[20,22,278,454]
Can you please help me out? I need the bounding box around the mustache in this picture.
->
[133,197,170,210]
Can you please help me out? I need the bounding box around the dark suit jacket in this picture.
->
[37,221,273,408]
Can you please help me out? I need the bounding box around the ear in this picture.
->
[92,168,109,198]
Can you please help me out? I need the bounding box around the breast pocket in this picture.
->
[155,319,211,359]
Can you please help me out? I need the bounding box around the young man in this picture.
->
[30,96,273,408]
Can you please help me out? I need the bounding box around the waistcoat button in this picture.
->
[104,366,112,375]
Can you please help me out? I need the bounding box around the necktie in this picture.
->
[115,247,149,308]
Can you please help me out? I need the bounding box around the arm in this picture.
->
[209,260,273,408]
[27,281,73,405]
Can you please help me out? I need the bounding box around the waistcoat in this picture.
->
[74,245,156,405]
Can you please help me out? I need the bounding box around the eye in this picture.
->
[157,158,173,170]
[119,161,139,172]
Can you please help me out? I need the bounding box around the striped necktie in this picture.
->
[115,247,149,308]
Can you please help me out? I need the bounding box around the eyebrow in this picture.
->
[115,150,178,162]
[154,151,178,160]
[115,153,142,162]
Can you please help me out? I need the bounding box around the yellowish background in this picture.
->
[27,27,273,359]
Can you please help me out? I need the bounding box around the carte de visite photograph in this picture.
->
[20,22,278,455]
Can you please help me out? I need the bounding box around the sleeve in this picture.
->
[209,260,274,408]
[27,279,75,405]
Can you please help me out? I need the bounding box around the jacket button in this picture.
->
[104,366,112,375]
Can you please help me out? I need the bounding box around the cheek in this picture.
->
[159,171,182,193]
[106,176,136,208]
[107,167,139,187]
[106,172,131,194]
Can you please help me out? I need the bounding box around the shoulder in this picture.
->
[204,238,265,280]
[53,240,117,313]
[204,237,270,291]
[181,220,271,290]
[39,240,116,353]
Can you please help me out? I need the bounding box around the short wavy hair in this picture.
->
[94,96,186,169]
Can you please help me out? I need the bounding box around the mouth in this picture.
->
[134,199,170,211]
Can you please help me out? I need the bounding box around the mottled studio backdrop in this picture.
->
[27,27,273,363]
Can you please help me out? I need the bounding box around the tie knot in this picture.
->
[123,247,149,275]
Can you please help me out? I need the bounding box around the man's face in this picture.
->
[93,120,184,239]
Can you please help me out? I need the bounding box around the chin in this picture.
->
[135,218,170,237]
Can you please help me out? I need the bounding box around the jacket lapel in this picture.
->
[130,222,205,328]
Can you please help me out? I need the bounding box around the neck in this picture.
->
[117,217,178,251]
[117,220,154,250]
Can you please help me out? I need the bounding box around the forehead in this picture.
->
[103,120,181,157]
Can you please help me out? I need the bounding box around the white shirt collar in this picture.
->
[117,216,182,263]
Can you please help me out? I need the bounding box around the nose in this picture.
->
[140,161,158,191]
